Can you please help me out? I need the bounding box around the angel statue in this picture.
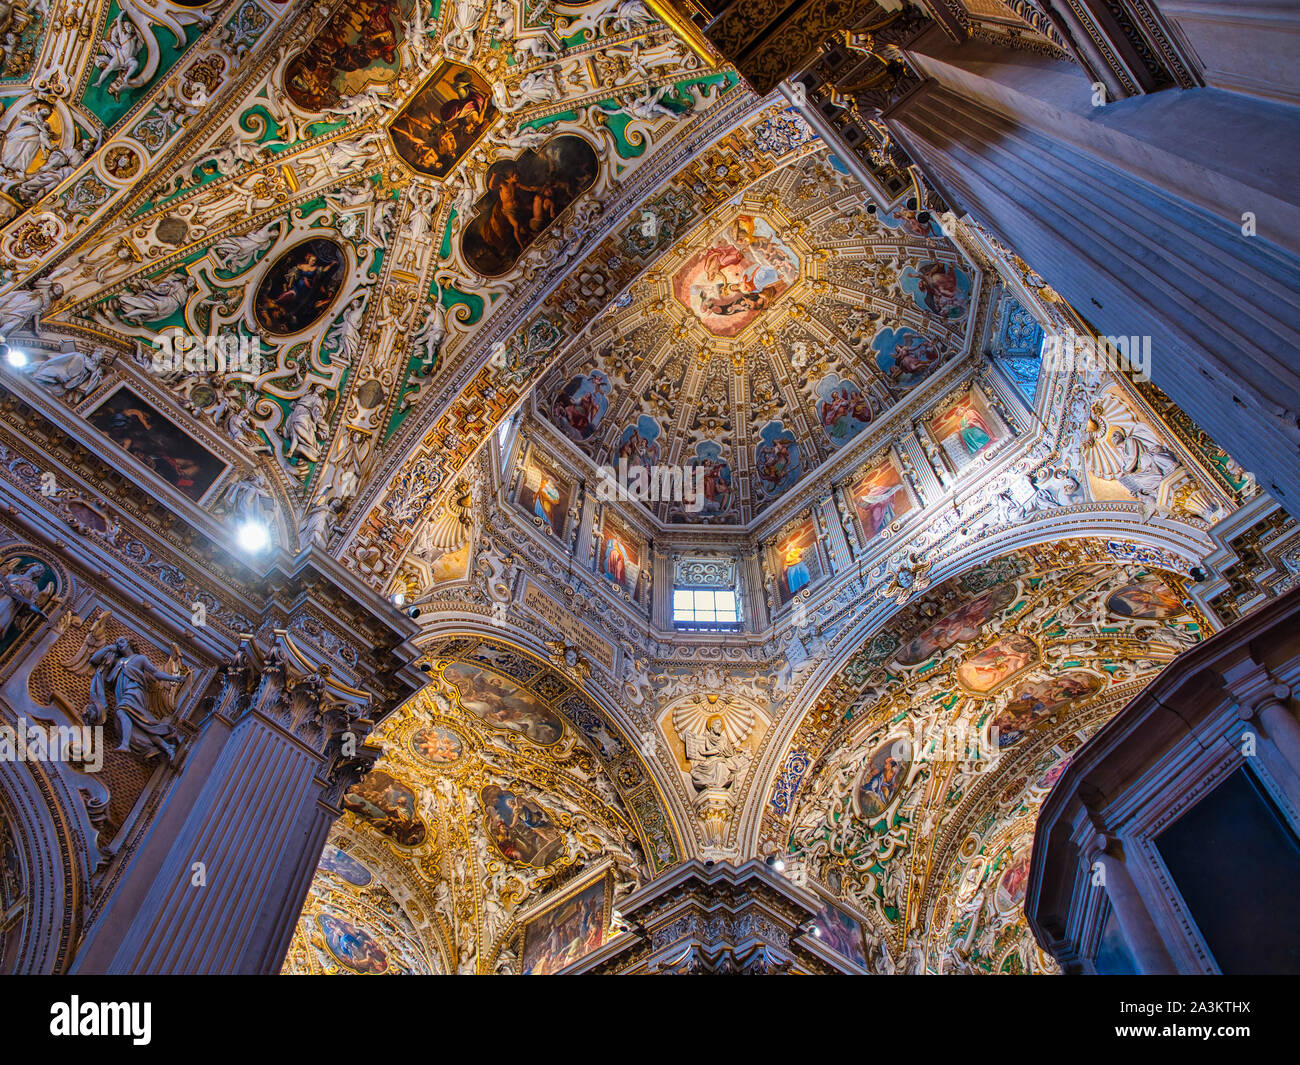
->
[684,715,749,791]
[86,636,187,762]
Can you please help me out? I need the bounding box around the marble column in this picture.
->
[742,547,769,633]
[883,32,1300,507]
[1222,658,1300,809]
[1253,685,1300,773]
[71,616,422,974]
[1088,833,1177,975]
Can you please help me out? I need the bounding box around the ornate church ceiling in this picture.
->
[283,636,672,975]
[767,540,1207,974]
[3,0,750,563]
[533,145,980,524]
[0,0,1289,981]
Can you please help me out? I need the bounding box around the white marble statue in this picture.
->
[0,101,54,178]
[684,716,749,791]
[112,273,194,324]
[298,496,344,548]
[0,560,50,636]
[30,344,107,400]
[92,13,142,97]
[1108,423,1183,512]
[224,470,274,524]
[623,84,679,122]
[412,301,445,368]
[14,136,94,203]
[324,295,366,363]
[211,219,280,273]
[0,278,60,337]
[284,384,330,463]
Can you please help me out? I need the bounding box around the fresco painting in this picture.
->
[521,873,610,975]
[671,214,800,337]
[900,260,972,320]
[462,135,597,276]
[851,458,912,541]
[253,238,347,336]
[443,662,564,746]
[388,62,497,179]
[775,518,821,605]
[517,460,573,538]
[814,374,873,447]
[87,387,227,502]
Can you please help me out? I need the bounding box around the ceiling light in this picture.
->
[391,591,406,607]
[236,519,272,553]
[5,347,26,368]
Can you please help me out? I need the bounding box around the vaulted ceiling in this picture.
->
[533,145,982,524]
[772,540,1206,973]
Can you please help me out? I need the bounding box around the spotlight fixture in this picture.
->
[418,662,433,673]
[865,203,878,215]
[916,210,931,224]
[235,519,272,553]
[1189,566,1208,583]
[764,855,786,872]
[391,591,407,608]
[407,606,421,619]
[4,346,26,368]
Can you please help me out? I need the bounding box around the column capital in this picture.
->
[1221,656,1291,713]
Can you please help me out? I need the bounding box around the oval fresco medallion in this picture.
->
[317,911,388,974]
[319,843,372,887]
[253,237,347,336]
[853,736,912,820]
[994,851,1032,912]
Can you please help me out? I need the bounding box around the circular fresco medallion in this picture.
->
[356,378,385,409]
[410,725,464,766]
[253,237,347,336]
[155,215,188,246]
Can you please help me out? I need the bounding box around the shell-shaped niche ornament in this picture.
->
[671,698,756,749]
[1081,389,1152,479]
